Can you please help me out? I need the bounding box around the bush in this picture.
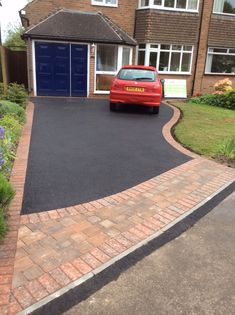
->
[214,78,233,94]
[217,137,235,162]
[0,173,14,209]
[190,90,235,110]
[5,83,28,108]
[0,174,14,240]
[0,114,22,142]
[0,83,5,99]
[0,100,26,124]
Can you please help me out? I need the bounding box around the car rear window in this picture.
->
[118,69,156,82]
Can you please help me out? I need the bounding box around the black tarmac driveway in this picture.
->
[22,98,190,214]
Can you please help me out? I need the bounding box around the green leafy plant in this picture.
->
[0,173,14,209]
[217,137,235,161]
[0,174,15,240]
[190,90,235,110]
[0,114,22,142]
[0,83,5,99]
[6,83,28,108]
[0,100,26,124]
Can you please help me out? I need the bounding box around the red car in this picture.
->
[110,65,163,114]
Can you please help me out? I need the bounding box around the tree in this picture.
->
[3,24,26,51]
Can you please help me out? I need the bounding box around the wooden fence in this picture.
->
[0,46,28,89]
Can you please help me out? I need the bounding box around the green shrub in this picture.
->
[0,173,14,209]
[6,83,28,108]
[0,83,5,99]
[0,114,22,142]
[0,100,26,124]
[217,137,235,161]
[0,208,8,240]
[0,174,14,240]
[191,90,235,110]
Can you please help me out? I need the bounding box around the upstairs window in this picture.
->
[92,0,118,7]
[213,0,235,15]
[139,0,199,11]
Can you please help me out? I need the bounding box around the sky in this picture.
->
[0,0,29,42]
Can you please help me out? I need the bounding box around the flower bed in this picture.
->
[0,84,27,239]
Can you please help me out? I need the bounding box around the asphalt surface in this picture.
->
[63,191,235,315]
[22,98,190,214]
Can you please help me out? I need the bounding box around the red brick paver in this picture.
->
[1,102,235,315]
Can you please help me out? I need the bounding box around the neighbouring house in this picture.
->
[20,0,235,98]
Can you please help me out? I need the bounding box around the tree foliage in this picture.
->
[3,24,26,51]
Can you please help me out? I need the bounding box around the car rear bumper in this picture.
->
[110,91,161,107]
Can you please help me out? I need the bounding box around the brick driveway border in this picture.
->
[0,102,234,315]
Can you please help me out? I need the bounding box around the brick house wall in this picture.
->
[135,7,202,95]
[23,0,137,36]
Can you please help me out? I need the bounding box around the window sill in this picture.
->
[137,7,198,14]
[92,3,118,8]
[205,72,235,76]
[94,91,110,94]
[213,12,235,18]
[159,71,191,75]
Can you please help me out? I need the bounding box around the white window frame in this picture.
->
[138,0,199,13]
[213,0,235,17]
[137,43,193,74]
[94,44,133,94]
[205,47,235,75]
[92,0,118,8]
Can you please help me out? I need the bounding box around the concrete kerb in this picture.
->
[17,179,235,315]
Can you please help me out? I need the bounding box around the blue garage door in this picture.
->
[35,42,88,97]
[71,44,88,97]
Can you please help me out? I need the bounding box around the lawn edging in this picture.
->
[0,102,34,314]
[162,100,199,159]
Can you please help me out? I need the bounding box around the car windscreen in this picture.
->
[118,69,156,82]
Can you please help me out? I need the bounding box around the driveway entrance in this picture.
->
[22,98,190,214]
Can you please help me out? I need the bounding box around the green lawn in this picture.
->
[172,102,235,158]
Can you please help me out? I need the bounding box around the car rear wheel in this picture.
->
[149,106,159,114]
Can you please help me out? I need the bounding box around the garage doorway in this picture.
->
[35,41,88,97]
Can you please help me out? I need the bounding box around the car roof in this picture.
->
[121,65,157,71]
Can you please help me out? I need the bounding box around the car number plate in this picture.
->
[126,87,145,92]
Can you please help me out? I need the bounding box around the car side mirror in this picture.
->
[160,79,165,84]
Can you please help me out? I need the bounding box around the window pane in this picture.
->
[122,47,131,66]
[149,52,158,67]
[211,54,235,73]
[181,53,191,72]
[150,44,159,49]
[170,52,181,71]
[139,44,146,49]
[161,44,170,50]
[213,48,227,53]
[230,49,235,53]
[165,0,175,7]
[96,74,115,91]
[138,51,145,65]
[188,0,198,10]
[176,0,186,9]
[214,0,235,14]
[141,0,149,6]
[172,45,182,51]
[97,45,118,71]
[105,0,117,4]
[153,0,162,5]
[159,51,170,71]
[183,45,193,51]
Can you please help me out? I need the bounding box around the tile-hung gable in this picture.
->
[23,9,136,97]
